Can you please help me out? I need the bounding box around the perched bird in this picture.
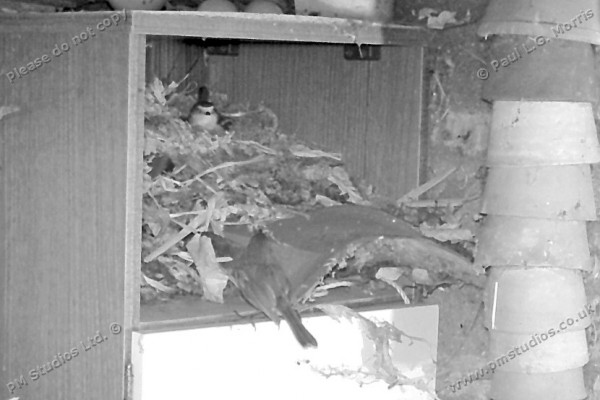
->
[187,86,219,131]
[148,87,220,179]
[227,230,318,348]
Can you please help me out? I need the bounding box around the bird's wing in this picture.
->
[229,265,282,323]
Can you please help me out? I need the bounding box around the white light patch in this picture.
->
[491,281,499,330]
[133,305,438,400]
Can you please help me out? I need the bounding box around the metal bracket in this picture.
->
[205,40,240,56]
[343,44,381,61]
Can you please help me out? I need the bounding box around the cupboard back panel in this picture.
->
[145,36,209,84]
[207,43,425,198]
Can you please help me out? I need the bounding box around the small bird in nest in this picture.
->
[187,86,220,131]
[148,86,220,178]
[226,230,318,348]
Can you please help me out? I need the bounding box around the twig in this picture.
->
[181,155,267,187]
[396,167,457,205]
[433,71,446,100]
[143,213,207,263]
[403,198,464,208]
[169,210,208,218]
[439,106,450,121]
[460,47,487,66]
[233,140,278,155]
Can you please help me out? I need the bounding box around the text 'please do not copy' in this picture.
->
[5,12,126,84]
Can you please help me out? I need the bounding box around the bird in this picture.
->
[187,86,219,131]
[147,86,220,179]
[226,230,318,348]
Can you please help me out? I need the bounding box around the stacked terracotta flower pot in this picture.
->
[474,0,600,398]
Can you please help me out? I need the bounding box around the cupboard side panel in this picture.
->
[0,25,138,400]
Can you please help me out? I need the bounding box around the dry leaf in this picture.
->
[143,274,178,294]
[186,234,229,303]
[289,144,342,160]
[328,167,370,205]
[419,227,474,243]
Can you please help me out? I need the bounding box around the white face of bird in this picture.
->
[189,102,219,131]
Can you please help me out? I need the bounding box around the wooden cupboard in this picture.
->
[0,11,429,399]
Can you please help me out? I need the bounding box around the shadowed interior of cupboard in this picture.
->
[145,37,428,198]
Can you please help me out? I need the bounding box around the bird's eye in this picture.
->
[204,111,211,116]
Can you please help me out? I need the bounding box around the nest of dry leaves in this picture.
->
[141,78,373,302]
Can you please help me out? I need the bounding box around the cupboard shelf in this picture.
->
[140,284,408,333]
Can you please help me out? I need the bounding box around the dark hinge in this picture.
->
[344,44,381,61]
[206,40,240,56]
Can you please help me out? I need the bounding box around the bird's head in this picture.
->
[188,100,219,130]
[190,101,216,116]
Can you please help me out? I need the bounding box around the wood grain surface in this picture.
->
[0,19,143,400]
[209,43,425,198]
[0,11,430,46]
[145,36,209,85]
[131,11,429,44]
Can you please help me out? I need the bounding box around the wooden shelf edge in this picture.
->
[0,10,132,32]
[0,10,431,45]
[132,11,429,45]
[139,285,410,334]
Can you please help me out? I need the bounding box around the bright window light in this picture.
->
[133,305,438,400]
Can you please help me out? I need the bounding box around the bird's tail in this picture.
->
[278,302,318,348]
